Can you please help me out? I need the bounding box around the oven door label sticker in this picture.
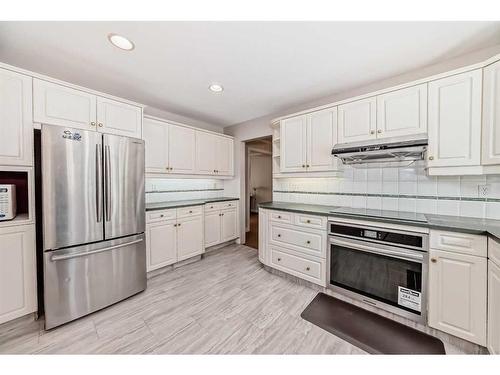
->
[398,286,421,312]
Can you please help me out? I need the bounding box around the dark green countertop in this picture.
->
[146,197,239,211]
[258,201,500,239]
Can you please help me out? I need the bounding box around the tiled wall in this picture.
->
[273,161,500,219]
[145,178,224,203]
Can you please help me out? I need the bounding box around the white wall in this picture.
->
[249,154,273,210]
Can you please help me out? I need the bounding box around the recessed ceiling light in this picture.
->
[107,33,135,51]
[209,83,224,93]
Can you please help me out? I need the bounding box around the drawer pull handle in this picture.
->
[277,234,281,237]
[160,214,164,218]
[277,215,281,219]
[189,210,193,213]
[277,258,281,261]
[306,267,310,271]
[306,240,311,245]
[306,219,311,223]
[431,258,437,263]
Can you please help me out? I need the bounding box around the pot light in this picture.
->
[108,33,135,51]
[209,83,224,93]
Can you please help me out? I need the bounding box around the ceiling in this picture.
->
[1,22,500,127]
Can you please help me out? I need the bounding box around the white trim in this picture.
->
[271,53,500,123]
[0,61,144,108]
[145,172,233,180]
[328,217,429,234]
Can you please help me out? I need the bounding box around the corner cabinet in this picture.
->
[33,79,143,138]
[0,224,37,325]
[195,132,234,176]
[482,60,500,165]
[0,68,33,166]
[280,107,338,173]
[427,69,482,168]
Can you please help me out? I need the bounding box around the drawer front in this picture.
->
[270,210,293,224]
[294,213,326,230]
[146,209,176,223]
[489,236,500,267]
[219,200,238,210]
[177,205,203,218]
[269,223,326,258]
[430,230,487,257]
[270,247,325,286]
[205,202,223,212]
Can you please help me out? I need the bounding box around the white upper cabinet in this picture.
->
[280,115,307,172]
[34,79,97,131]
[307,108,338,172]
[216,136,234,176]
[376,84,427,139]
[0,68,33,166]
[144,117,169,174]
[195,131,217,174]
[338,97,376,144]
[96,97,142,138]
[482,61,500,165]
[168,124,195,174]
[427,69,482,168]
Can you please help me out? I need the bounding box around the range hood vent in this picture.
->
[331,134,428,168]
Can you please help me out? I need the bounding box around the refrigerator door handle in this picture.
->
[50,238,144,262]
[96,144,103,223]
[104,144,112,222]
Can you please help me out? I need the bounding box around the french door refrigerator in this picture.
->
[41,124,146,329]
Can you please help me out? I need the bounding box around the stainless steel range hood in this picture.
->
[332,134,428,168]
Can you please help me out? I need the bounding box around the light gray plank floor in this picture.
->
[0,244,457,354]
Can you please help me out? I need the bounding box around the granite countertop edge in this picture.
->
[146,197,239,211]
[258,201,500,240]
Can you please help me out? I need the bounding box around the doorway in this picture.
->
[244,137,273,249]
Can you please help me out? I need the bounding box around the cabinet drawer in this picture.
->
[270,211,293,224]
[430,230,487,257]
[146,209,176,223]
[177,205,203,218]
[269,223,326,258]
[270,247,325,286]
[294,213,326,230]
[489,236,500,267]
[219,200,238,210]
[205,202,223,212]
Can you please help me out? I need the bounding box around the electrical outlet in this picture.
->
[478,184,490,198]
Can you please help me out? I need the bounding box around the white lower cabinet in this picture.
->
[259,208,327,287]
[488,259,500,354]
[0,224,37,325]
[204,201,239,247]
[428,247,487,346]
[145,206,204,272]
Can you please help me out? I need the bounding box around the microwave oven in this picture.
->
[0,184,17,221]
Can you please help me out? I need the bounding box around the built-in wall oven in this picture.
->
[328,219,428,323]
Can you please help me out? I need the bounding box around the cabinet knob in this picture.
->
[306,267,310,271]
[377,129,382,134]
[189,210,193,213]
[160,214,164,217]
[306,164,310,168]
[174,224,177,227]
[431,258,437,263]
[277,215,281,219]
[98,123,103,127]
[178,223,181,226]
[277,258,281,262]
[91,122,96,126]
[210,206,214,209]
[306,219,311,223]
[370,130,375,135]
[306,240,311,245]
[428,156,434,161]
[277,234,281,237]
[302,164,306,168]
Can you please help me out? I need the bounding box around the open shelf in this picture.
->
[0,167,34,228]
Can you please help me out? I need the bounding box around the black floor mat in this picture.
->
[301,293,445,354]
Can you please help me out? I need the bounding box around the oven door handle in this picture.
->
[330,237,425,263]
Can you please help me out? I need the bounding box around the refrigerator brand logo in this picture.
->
[62,130,82,141]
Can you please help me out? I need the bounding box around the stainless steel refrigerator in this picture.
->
[41,124,146,329]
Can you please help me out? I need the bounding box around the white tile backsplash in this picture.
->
[274,165,500,219]
[145,178,224,203]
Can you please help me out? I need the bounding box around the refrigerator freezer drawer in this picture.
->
[43,234,146,329]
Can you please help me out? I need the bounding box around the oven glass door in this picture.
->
[330,241,423,315]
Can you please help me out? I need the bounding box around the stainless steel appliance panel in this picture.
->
[43,234,146,329]
[42,125,104,250]
[103,134,145,240]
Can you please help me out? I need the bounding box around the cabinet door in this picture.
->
[221,208,238,242]
[0,69,33,166]
[482,61,500,165]
[216,136,234,176]
[428,248,487,345]
[376,84,427,139]
[146,220,177,271]
[195,131,218,174]
[338,97,376,144]
[204,210,221,247]
[168,124,196,174]
[0,225,36,325]
[143,117,169,174]
[96,97,142,138]
[280,115,307,172]
[258,209,268,265]
[177,215,204,261]
[33,79,97,131]
[488,259,500,354]
[427,70,482,167]
[306,108,338,171]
